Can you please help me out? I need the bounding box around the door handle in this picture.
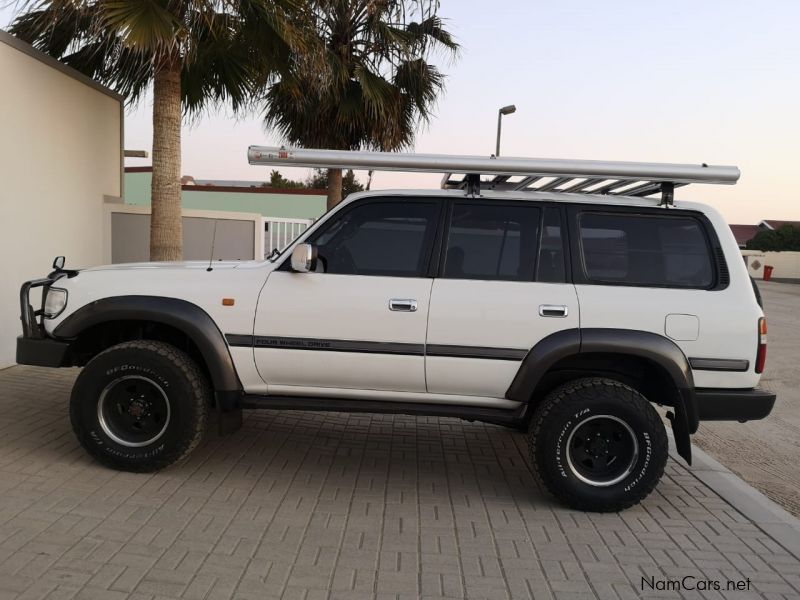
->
[389,298,418,312]
[539,304,568,318]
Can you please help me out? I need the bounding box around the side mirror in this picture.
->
[290,243,318,273]
[52,256,65,271]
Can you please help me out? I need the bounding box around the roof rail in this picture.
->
[247,146,740,205]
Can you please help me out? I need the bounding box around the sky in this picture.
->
[3,0,800,224]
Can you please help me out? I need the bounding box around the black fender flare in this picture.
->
[506,328,697,464]
[505,329,581,402]
[53,296,242,398]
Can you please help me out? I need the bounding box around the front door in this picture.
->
[425,201,579,398]
[253,197,442,394]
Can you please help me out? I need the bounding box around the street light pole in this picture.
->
[495,104,516,157]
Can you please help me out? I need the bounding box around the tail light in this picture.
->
[755,317,767,374]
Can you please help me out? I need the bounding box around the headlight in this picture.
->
[44,287,68,319]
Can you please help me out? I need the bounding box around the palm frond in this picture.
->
[264,0,457,157]
[9,0,300,116]
[100,0,182,54]
[407,16,459,56]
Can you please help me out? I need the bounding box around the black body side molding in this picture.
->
[54,296,243,400]
[506,328,697,464]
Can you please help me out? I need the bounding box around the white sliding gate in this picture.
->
[264,217,314,257]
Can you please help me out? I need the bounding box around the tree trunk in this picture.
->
[327,167,343,210]
[150,58,183,261]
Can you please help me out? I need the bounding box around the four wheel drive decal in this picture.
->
[225,334,528,360]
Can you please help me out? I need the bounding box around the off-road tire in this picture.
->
[70,340,209,472]
[528,377,668,512]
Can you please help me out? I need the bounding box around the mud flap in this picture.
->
[667,406,692,465]
[215,391,243,436]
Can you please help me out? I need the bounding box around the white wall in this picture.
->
[0,33,122,368]
[742,250,800,280]
[104,204,263,264]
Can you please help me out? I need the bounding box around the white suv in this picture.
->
[17,148,775,512]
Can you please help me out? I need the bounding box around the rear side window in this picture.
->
[578,212,714,288]
[443,203,540,281]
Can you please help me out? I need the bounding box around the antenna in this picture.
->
[206,220,218,272]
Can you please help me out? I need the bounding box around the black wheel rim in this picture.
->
[97,376,171,447]
[565,415,639,487]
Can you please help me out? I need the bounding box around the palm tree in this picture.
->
[10,0,300,261]
[264,0,458,210]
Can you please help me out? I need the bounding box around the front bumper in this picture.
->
[16,336,70,367]
[696,388,776,422]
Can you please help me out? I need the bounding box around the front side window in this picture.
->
[309,200,439,277]
[578,212,714,288]
[443,203,540,281]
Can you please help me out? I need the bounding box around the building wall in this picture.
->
[0,32,122,368]
[125,171,327,219]
[107,204,262,264]
[742,250,800,281]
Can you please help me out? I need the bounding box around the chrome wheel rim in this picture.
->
[97,375,171,447]
[565,415,639,487]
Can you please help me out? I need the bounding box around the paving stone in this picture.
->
[0,365,797,599]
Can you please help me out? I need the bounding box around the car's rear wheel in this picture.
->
[70,340,209,472]
[528,377,667,512]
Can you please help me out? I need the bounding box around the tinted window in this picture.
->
[444,203,540,281]
[537,207,566,283]
[311,200,439,277]
[579,212,713,288]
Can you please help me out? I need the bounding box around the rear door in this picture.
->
[568,206,755,388]
[425,200,579,398]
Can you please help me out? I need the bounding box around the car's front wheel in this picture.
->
[70,340,209,472]
[528,377,668,512]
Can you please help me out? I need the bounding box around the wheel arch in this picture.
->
[53,296,242,397]
[507,328,697,464]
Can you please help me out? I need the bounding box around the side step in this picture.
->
[240,394,527,427]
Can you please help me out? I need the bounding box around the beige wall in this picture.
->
[742,250,800,280]
[0,33,122,367]
[107,205,262,263]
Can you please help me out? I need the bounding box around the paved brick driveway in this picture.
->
[1,366,799,600]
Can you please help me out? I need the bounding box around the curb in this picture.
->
[669,439,800,560]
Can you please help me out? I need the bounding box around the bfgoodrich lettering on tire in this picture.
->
[528,377,668,512]
[70,340,210,472]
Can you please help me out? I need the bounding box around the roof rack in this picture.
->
[247,146,739,206]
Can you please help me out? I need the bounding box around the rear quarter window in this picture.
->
[578,212,714,288]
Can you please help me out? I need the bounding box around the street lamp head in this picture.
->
[495,105,517,156]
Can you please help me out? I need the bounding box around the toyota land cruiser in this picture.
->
[16,147,775,512]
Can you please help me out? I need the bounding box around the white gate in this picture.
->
[264,217,314,257]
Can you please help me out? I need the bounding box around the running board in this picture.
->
[240,394,527,427]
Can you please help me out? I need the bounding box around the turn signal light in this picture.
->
[222,298,235,306]
[755,317,767,374]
